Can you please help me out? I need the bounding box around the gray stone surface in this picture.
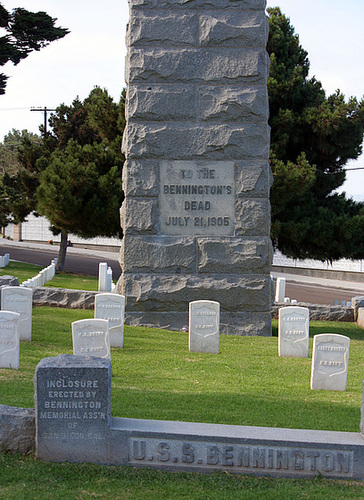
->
[0,404,35,453]
[0,275,19,288]
[35,354,111,463]
[272,303,354,323]
[33,287,97,309]
[119,0,271,335]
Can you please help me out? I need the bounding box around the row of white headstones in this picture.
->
[0,254,10,268]
[0,279,350,393]
[21,259,57,288]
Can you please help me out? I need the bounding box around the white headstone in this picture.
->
[72,319,110,359]
[4,253,9,265]
[0,311,20,369]
[94,293,125,348]
[278,306,309,358]
[0,256,4,267]
[275,277,286,303]
[189,300,220,354]
[106,267,113,293]
[311,334,350,391]
[98,262,108,292]
[1,286,33,341]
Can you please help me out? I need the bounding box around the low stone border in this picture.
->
[0,405,35,453]
[272,303,354,322]
[32,287,97,310]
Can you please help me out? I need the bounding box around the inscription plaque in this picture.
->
[160,160,235,236]
[129,438,353,477]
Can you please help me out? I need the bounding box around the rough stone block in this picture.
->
[127,48,269,85]
[121,235,196,273]
[32,288,97,309]
[131,0,267,10]
[124,310,271,336]
[199,85,268,122]
[120,198,159,234]
[235,198,270,236]
[235,161,272,197]
[127,11,197,46]
[122,159,159,197]
[127,84,197,122]
[0,405,35,453]
[123,123,270,160]
[122,274,271,312]
[199,11,268,47]
[197,237,271,274]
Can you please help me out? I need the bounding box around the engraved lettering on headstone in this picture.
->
[160,161,234,236]
[311,334,350,391]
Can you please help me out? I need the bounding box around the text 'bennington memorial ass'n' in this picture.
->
[118,0,272,336]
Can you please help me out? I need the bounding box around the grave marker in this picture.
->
[0,311,20,369]
[34,354,111,463]
[94,293,125,348]
[72,319,110,359]
[311,334,350,391]
[278,306,309,358]
[275,277,286,303]
[1,286,33,341]
[189,300,220,354]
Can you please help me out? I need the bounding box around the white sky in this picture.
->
[0,0,363,198]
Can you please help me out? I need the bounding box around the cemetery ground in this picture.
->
[1,307,364,498]
[0,261,98,291]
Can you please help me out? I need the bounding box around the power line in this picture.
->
[30,107,56,136]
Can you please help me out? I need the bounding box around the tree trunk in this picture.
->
[56,230,68,272]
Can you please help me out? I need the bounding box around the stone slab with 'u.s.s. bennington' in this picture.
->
[278,306,309,358]
[34,355,364,479]
[72,319,110,359]
[0,311,20,369]
[94,293,125,348]
[1,286,33,341]
[311,334,350,391]
[118,0,272,336]
[189,300,220,353]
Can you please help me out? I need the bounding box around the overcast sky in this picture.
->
[1,0,363,198]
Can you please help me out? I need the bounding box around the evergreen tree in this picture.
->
[0,3,68,94]
[36,87,125,270]
[267,7,364,261]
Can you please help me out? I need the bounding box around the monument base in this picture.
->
[124,311,272,337]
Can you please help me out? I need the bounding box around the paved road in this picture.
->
[1,241,364,305]
[0,241,121,279]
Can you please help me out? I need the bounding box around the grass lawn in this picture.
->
[1,308,364,497]
[0,261,98,291]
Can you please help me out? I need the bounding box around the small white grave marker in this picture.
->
[278,306,309,358]
[189,300,220,354]
[0,311,20,369]
[275,277,286,303]
[311,334,350,391]
[98,263,108,292]
[72,319,110,359]
[1,286,33,341]
[94,293,125,348]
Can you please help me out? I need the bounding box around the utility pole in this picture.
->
[30,107,56,136]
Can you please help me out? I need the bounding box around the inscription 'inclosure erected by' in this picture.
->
[118,0,272,336]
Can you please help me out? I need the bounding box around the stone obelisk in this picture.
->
[119,0,272,336]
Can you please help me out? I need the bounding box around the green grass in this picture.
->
[1,453,364,500]
[0,261,98,290]
[1,308,364,497]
